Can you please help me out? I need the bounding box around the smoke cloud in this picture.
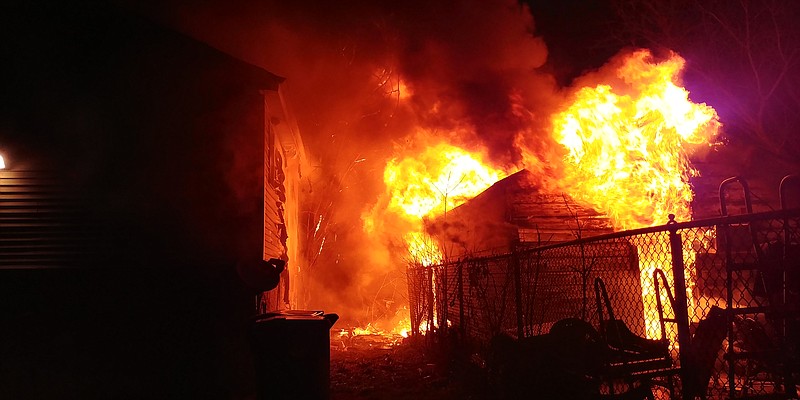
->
[127,0,566,326]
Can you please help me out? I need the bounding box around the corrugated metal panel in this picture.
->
[0,171,94,269]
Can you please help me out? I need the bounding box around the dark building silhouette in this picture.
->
[1,3,300,398]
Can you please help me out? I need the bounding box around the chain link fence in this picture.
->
[408,206,800,398]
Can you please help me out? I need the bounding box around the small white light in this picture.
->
[0,154,5,169]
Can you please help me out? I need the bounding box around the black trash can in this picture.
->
[250,310,338,400]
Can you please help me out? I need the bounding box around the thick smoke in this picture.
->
[129,0,564,326]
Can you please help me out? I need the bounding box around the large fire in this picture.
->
[551,49,720,230]
[379,141,509,265]
[363,140,509,336]
[549,49,720,338]
[383,142,508,222]
[376,49,719,340]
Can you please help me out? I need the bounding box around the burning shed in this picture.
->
[418,170,645,341]
[427,169,614,259]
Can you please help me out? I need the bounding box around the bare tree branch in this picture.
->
[610,0,800,168]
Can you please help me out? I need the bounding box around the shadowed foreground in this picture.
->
[329,337,487,400]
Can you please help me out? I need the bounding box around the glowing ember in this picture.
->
[551,49,720,337]
[389,315,411,338]
[334,323,408,351]
[352,323,381,336]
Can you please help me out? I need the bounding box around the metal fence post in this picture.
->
[439,265,447,337]
[667,215,692,378]
[427,265,434,337]
[458,261,465,338]
[513,249,524,339]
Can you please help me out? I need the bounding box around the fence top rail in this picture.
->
[529,207,800,252]
[410,207,800,269]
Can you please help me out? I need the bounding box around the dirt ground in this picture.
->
[327,334,677,400]
[329,334,489,400]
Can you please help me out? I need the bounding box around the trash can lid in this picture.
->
[253,310,338,327]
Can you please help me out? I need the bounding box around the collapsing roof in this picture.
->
[427,169,613,259]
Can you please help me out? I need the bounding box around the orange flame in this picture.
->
[384,142,508,221]
[370,50,719,340]
[380,141,508,265]
[552,50,719,230]
[365,139,509,335]
[551,50,720,337]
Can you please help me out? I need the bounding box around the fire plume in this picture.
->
[370,50,719,340]
[378,141,508,265]
[550,49,720,338]
[552,50,720,230]
[364,139,508,336]
[384,142,508,222]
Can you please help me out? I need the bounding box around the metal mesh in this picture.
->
[408,208,800,398]
[686,210,800,398]
[407,262,433,337]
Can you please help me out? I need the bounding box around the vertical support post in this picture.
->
[427,265,435,337]
[667,215,692,382]
[439,264,447,338]
[458,261,465,339]
[513,248,524,339]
